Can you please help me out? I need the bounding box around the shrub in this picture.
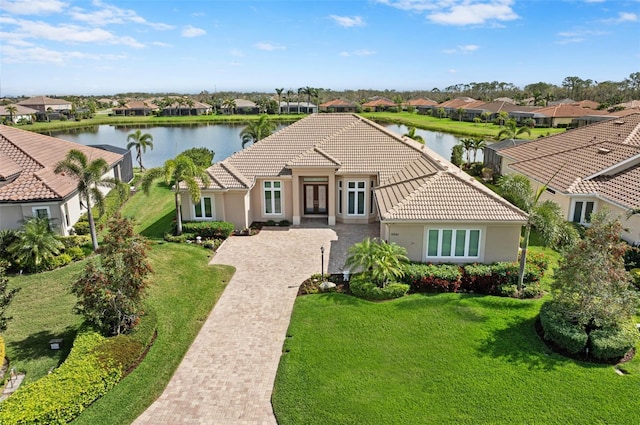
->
[402,263,462,293]
[202,239,224,250]
[539,302,588,354]
[73,220,90,236]
[630,268,640,289]
[624,244,640,270]
[43,253,73,271]
[265,220,276,226]
[94,335,144,372]
[590,321,639,360]
[461,263,501,294]
[65,246,86,261]
[164,232,190,243]
[278,220,291,227]
[0,335,4,363]
[181,221,234,239]
[0,332,122,425]
[59,234,92,249]
[349,274,409,300]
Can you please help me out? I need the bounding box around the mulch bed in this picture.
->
[298,274,350,296]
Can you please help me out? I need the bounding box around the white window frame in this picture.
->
[337,181,343,214]
[263,180,283,216]
[193,196,214,220]
[425,228,481,261]
[347,180,366,216]
[31,206,51,220]
[370,180,375,214]
[570,200,595,224]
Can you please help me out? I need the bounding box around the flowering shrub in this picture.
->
[402,263,462,293]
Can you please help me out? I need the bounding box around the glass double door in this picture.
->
[304,184,328,214]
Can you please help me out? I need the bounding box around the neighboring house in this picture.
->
[88,145,134,183]
[112,100,158,116]
[0,104,38,124]
[223,99,259,114]
[419,97,485,119]
[362,97,395,111]
[529,104,608,127]
[465,101,538,122]
[497,113,640,244]
[320,99,357,113]
[407,98,437,108]
[279,101,317,114]
[17,96,72,113]
[183,114,528,264]
[573,107,640,128]
[0,125,127,236]
[162,100,212,116]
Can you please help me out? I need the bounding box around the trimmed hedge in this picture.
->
[0,332,122,425]
[349,274,409,300]
[181,221,234,239]
[539,302,588,354]
[590,321,639,360]
[403,263,462,293]
[0,335,4,365]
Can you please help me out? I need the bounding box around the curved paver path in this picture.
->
[133,226,339,425]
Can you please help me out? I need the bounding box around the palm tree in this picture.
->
[436,107,446,119]
[497,119,532,140]
[286,89,293,114]
[301,86,313,113]
[4,105,17,124]
[55,149,121,251]
[275,88,284,114]
[240,115,276,148]
[455,107,466,121]
[222,98,236,115]
[496,111,509,126]
[459,138,474,168]
[297,88,303,113]
[141,154,211,235]
[480,111,491,125]
[8,217,64,273]
[471,138,487,163]
[345,237,409,287]
[403,127,424,144]
[126,129,154,171]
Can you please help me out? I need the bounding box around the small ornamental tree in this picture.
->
[0,261,21,332]
[345,238,409,288]
[72,215,152,336]
[550,211,638,329]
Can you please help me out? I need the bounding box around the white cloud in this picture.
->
[1,45,126,64]
[602,12,638,24]
[230,48,245,57]
[443,44,479,54]
[1,0,68,15]
[254,42,285,51]
[0,16,145,47]
[69,0,173,30]
[340,49,376,57]
[329,15,366,28]
[182,25,206,37]
[556,28,606,44]
[150,41,172,47]
[377,0,519,26]
[448,69,457,73]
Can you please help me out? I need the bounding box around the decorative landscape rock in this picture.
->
[319,281,336,292]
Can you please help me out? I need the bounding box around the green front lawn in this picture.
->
[273,293,639,425]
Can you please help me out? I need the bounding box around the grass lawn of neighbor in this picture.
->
[273,293,640,425]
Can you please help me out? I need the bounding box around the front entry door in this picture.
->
[304,184,328,214]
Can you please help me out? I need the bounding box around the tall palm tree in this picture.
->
[471,137,487,163]
[480,111,491,125]
[126,129,154,171]
[286,89,293,114]
[55,150,121,251]
[240,115,276,148]
[222,98,236,115]
[459,138,474,168]
[297,88,303,114]
[403,127,424,143]
[275,88,284,114]
[8,217,64,273]
[4,105,17,124]
[496,111,509,126]
[497,119,531,140]
[301,86,313,113]
[455,107,466,122]
[141,154,211,235]
[436,107,446,119]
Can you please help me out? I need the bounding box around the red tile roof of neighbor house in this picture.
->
[362,98,395,107]
[0,125,122,202]
[531,104,608,118]
[203,114,528,223]
[436,97,485,109]
[407,98,437,107]
[500,112,640,209]
[320,99,356,108]
[113,100,158,110]
[17,96,72,106]
[572,100,599,109]
[0,104,39,116]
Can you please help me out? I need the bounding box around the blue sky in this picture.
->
[1,0,639,96]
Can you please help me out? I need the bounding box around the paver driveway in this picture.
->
[134,223,376,425]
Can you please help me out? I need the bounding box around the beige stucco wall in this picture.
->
[335,174,378,224]
[0,204,26,231]
[484,224,522,263]
[602,202,640,244]
[250,178,292,223]
[223,191,250,229]
[387,224,425,262]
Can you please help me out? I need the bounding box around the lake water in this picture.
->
[51,122,471,168]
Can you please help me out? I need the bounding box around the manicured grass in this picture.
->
[273,293,639,425]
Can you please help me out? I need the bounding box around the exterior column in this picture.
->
[328,173,336,225]
[292,174,300,225]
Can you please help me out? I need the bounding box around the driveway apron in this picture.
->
[133,227,338,425]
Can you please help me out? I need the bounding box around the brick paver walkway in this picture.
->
[133,223,377,425]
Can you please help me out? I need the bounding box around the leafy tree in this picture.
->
[345,237,409,288]
[403,127,424,143]
[497,119,531,140]
[71,215,152,335]
[180,147,215,168]
[55,149,122,251]
[4,105,17,124]
[450,144,464,167]
[126,129,154,171]
[550,211,638,329]
[7,217,64,273]
[240,114,276,148]
[458,138,474,168]
[0,262,20,332]
[141,154,211,235]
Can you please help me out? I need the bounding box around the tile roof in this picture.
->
[206,114,528,222]
[532,104,608,118]
[0,104,39,116]
[320,99,356,108]
[362,98,395,107]
[407,98,437,107]
[436,97,485,109]
[113,100,158,110]
[17,96,72,106]
[0,125,122,202]
[500,112,640,209]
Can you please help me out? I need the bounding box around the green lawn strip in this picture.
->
[273,293,639,425]
[3,261,87,384]
[72,243,234,425]
[121,180,175,239]
[361,112,566,140]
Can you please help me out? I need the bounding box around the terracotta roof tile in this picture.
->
[17,96,71,106]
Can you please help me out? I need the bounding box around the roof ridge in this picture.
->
[376,171,436,190]
[313,146,342,165]
[509,139,611,166]
[357,115,426,155]
[315,114,361,147]
[0,129,46,169]
[33,169,64,198]
[623,120,640,145]
[220,162,251,188]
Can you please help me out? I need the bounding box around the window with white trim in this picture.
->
[32,206,50,220]
[347,181,366,215]
[338,181,343,214]
[426,229,481,260]
[370,180,375,214]
[571,200,594,224]
[263,181,282,215]
[194,196,214,219]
